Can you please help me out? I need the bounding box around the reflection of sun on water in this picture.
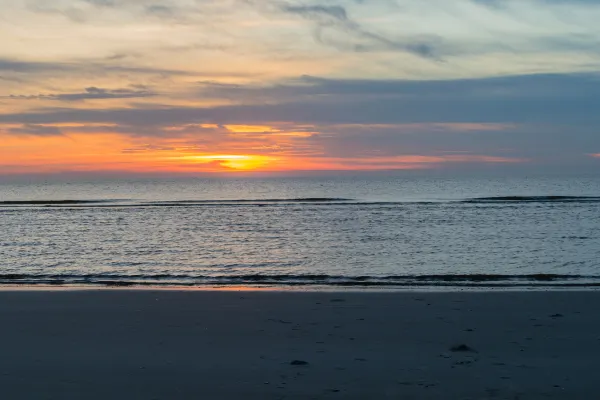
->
[175,154,276,170]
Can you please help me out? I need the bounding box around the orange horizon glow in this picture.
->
[0,122,528,175]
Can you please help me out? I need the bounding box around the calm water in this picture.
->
[1,176,599,287]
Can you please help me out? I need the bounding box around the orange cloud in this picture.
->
[225,125,280,133]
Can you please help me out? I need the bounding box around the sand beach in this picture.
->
[1,289,598,399]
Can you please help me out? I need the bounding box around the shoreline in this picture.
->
[2,283,600,292]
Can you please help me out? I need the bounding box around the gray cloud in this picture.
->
[308,122,597,162]
[0,57,191,77]
[9,86,157,101]
[474,0,600,6]
[4,124,63,136]
[0,58,68,73]
[254,1,443,58]
[197,73,600,112]
[145,4,175,17]
[3,73,600,126]
[28,0,207,24]
[83,0,116,6]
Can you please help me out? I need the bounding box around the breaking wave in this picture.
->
[2,273,599,288]
[463,196,600,204]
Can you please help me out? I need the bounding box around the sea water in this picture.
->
[1,176,599,287]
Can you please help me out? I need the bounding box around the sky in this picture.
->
[1,0,600,177]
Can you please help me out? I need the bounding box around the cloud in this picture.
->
[2,73,600,126]
[343,154,525,165]
[83,0,116,7]
[199,72,600,100]
[0,57,191,76]
[2,71,598,168]
[121,144,176,153]
[474,0,600,7]
[26,0,219,24]
[144,4,175,17]
[3,0,600,174]
[192,73,600,126]
[254,2,442,58]
[9,86,157,101]
[0,58,68,73]
[3,124,63,136]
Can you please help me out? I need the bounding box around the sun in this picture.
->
[175,154,276,170]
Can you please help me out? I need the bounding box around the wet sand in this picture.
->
[1,289,599,399]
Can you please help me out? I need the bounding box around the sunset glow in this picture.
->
[173,155,278,171]
[1,0,600,177]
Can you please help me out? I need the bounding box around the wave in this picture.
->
[0,200,119,206]
[2,273,599,287]
[156,198,352,203]
[2,195,600,208]
[464,196,600,204]
[145,198,355,206]
[0,198,355,208]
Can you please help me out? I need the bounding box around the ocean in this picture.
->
[1,176,599,288]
